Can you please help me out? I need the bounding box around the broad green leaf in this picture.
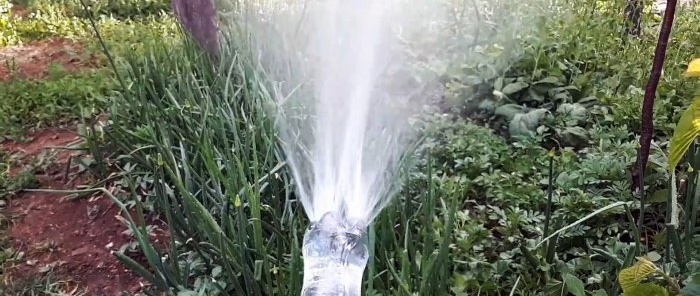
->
[645,251,662,262]
[560,126,589,147]
[528,87,546,102]
[494,76,504,90]
[495,103,525,120]
[557,103,588,126]
[621,283,668,296]
[479,99,497,112]
[577,96,599,107]
[509,113,533,137]
[509,108,549,137]
[618,257,658,292]
[552,89,573,102]
[592,290,609,296]
[563,274,585,296]
[502,81,529,95]
[686,59,700,78]
[648,189,670,203]
[682,283,700,296]
[681,273,700,296]
[534,76,562,85]
[544,279,566,296]
[668,97,700,170]
[212,266,222,277]
[689,273,700,284]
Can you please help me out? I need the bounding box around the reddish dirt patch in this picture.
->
[2,128,168,295]
[9,190,145,295]
[9,5,29,19]
[2,127,79,158]
[0,38,101,82]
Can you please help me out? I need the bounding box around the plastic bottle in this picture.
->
[301,212,369,296]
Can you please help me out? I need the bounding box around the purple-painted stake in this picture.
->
[171,0,219,57]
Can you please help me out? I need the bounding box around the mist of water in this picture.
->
[241,0,441,227]
[278,1,427,227]
[232,0,568,228]
[228,0,568,293]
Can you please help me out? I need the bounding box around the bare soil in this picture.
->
[0,14,166,294]
[0,38,101,82]
[0,128,161,295]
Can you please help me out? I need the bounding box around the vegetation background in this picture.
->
[0,0,699,295]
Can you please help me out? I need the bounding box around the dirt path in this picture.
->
[1,128,146,295]
[0,38,101,82]
[0,15,166,294]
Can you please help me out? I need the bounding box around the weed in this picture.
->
[0,70,117,139]
[0,272,86,296]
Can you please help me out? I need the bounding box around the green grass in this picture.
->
[92,33,461,294]
[0,0,178,138]
[95,1,700,294]
[44,0,170,20]
[0,273,86,295]
[0,69,118,140]
[0,0,176,292]
[3,0,700,295]
[102,35,300,294]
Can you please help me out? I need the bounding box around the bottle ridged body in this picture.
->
[301,212,369,296]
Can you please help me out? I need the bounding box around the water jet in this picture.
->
[232,0,567,294]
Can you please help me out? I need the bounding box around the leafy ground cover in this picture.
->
[0,0,700,295]
[0,0,177,140]
[0,0,173,294]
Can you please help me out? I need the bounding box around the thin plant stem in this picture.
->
[77,0,127,92]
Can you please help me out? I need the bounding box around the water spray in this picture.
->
[232,0,567,294]
[243,1,444,294]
